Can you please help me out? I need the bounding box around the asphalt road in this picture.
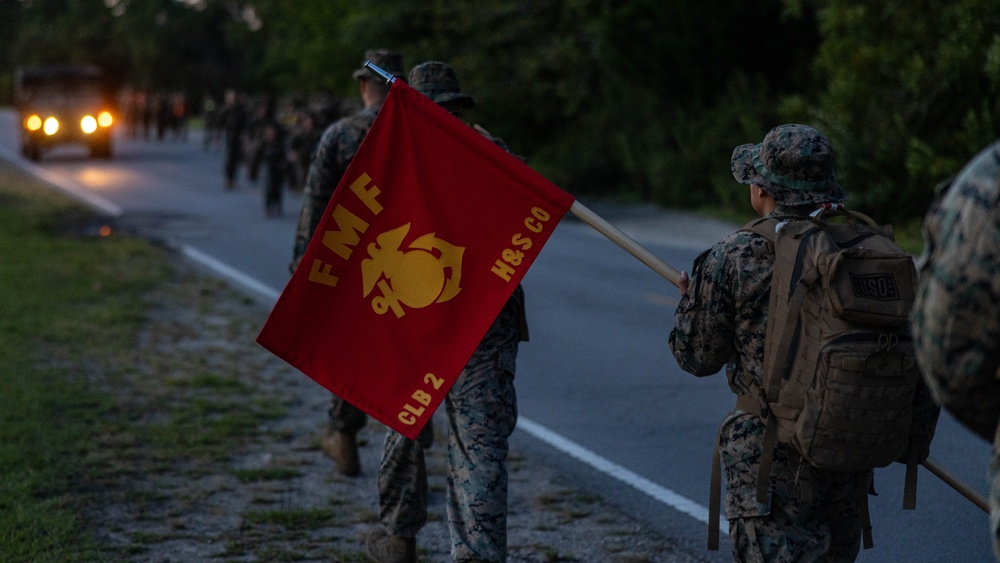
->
[1,110,993,562]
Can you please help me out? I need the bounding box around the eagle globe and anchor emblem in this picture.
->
[360,223,464,317]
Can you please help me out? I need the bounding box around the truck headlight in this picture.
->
[43,117,59,136]
[25,115,43,131]
[81,115,98,134]
[97,111,113,128]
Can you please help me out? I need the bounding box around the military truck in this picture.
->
[15,65,116,161]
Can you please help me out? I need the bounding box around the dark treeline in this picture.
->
[2,0,998,222]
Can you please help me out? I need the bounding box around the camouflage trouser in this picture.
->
[721,412,870,563]
[378,302,520,563]
[327,395,367,434]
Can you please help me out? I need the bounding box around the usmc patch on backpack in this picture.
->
[833,250,915,327]
[849,272,900,301]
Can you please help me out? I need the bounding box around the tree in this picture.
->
[785,0,1000,220]
[2,0,269,107]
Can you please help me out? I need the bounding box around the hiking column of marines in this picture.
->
[283,48,999,563]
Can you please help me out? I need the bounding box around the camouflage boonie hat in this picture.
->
[353,49,405,81]
[406,61,475,109]
[731,124,846,206]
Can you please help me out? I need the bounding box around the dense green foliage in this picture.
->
[789,0,1000,219]
[3,0,998,221]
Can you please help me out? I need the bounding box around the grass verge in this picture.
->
[0,159,167,561]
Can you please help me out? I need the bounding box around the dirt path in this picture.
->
[82,250,714,562]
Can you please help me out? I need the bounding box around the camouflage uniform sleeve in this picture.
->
[670,230,773,395]
[290,117,365,270]
[911,142,1000,442]
[669,244,736,377]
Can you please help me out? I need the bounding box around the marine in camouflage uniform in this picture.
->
[670,124,909,562]
[290,49,406,477]
[911,140,1000,559]
[286,109,320,193]
[218,89,247,190]
[364,62,527,563]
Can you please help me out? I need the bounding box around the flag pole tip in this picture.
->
[363,61,396,85]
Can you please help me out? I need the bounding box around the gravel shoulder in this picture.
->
[83,248,721,562]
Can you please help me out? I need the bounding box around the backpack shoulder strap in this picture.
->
[746,215,826,504]
[742,216,777,241]
[755,262,820,503]
[739,217,781,267]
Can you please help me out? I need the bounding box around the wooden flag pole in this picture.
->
[922,457,989,513]
[569,201,683,288]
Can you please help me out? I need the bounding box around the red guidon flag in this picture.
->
[257,80,575,439]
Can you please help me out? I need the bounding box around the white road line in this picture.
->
[0,145,124,217]
[180,245,282,303]
[516,417,728,534]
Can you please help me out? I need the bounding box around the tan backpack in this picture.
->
[708,205,922,549]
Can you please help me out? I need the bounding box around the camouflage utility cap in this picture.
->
[407,61,475,109]
[353,49,405,81]
[731,124,846,206]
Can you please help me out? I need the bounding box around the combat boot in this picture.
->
[321,427,360,477]
[364,528,416,563]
